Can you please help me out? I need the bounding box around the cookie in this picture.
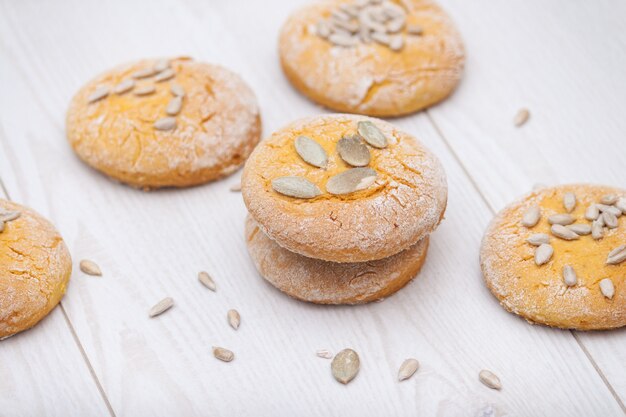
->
[0,200,72,339]
[481,184,625,330]
[279,0,465,117]
[66,57,261,189]
[241,114,447,263]
[245,216,428,304]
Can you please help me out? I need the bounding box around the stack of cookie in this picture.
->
[241,114,447,304]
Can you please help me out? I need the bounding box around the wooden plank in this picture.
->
[0,0,623,415]
[427,0,626,405]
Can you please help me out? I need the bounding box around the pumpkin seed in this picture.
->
[154,59,170,72]
[585,204,600,221]
[521,206,541,227]
[526,233,549,246]
[513,108,530,127]
[134,85,156,96]
[166,97,183,116]
[357,121,387,148]
[113,79,135,95]
[331,348,360,384]
[592,219,604,240]
[213,346,234,362]
[326,168,377,195]
[548,213,575,226]
[87,86,109,103]
[272,176,322,199]
[337,135,370,166]
[155,68,175,82]
[227,309,241,330]
[562,265,577,286]
[478,370,502,390]
[0,210,21,222]
[534,243,553,266]
[295,136,328,168]
[563,192,576,212]
[79,259,102,276]
[606,245,626,265]
[198,271,216,291]
[567,223,591,235]
[616,197,626,213]
[132,67,158,79]
[600,194,618,205]
[398,358,419,381]
[149,297,174,318]
[154,117,176,131]
[551,224,580,240]
[170,83,186,97]
[599,278,615,299]
[316,349,333,359]
[602,212,618,229]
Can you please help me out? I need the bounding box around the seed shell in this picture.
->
[562,265,577,286]
[551,224,580,240]
[331,348,360,384]
[198,271,216,291]
[534,243,553,266]
[357,121,388,148]
[599,278,615,299]
[149,297,174,318]
[521,206,541,227]
[398,358,419,381]
[479,370,502,390]
[79,259,102,276]
[563,192,576,212]
[294,136,328,168]
[606,245,626,265]
[212,346,234,362]
[337,135,370,166]
[526,233,549,246]
[326,168,377,195]
[272,176,322,199]
[548,213,575,226]
[316,349,333,359]
[227,309,241,330]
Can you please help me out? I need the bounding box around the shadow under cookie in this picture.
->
[245,216,429,304]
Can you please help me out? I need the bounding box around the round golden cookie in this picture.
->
[241,114,447,263]
[0,200,72,339]
[278,0,465,117]
[66,57,261,189]
[245,216,428,304]
[481,184,625,330]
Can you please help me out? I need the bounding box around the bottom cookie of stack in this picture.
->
[245,216,429,305]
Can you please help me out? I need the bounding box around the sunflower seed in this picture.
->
[551,224,580,240]
[406,24,423,35]
[527,233,549,246]
[585,204,600,221]
[606,245,626,265]
[602,212,618,229]
[534,243,553,266]
[154,59,170,72]
[226,309,241,330]
[0,210,21,222]
[563,192,576,212]
[521,206,541,227]
[332,17,359,33]
[357,121,387,148]
[548,213,575,226]
[371,31,391,45]
[600,194,618,205]
[295,136,328,168]
[316,21,331,38]
[155,69,175,83]
[272,176,322,199]
[212,346,234,362]
[132,67,158,79]
[478,370,502,390]
[198,271,216,291]
[79,259,102,276]
[134,85,156,96]
[87,86,109,103]
[598,204,622,217]
[337,135,370,166]
[166,97,183,116]
[388,35,404,51]
[514,108,530,127]
[387,16,406,33]
[562,265,577,286]
[592,219,604,240]
[170,83,185,97]
[0,221,4,232]
[329,33,359,47]
[327,168,377,195]
[567,223,591,235]
[316,349,333,359]
[398,358,419,381]
[154,117,176,131]
[149,297,174,318]
[616,197,626,214]
[331,348,360,384]
[332,9,351,21]
[359,26,372,42]
[113,79,135,94]
[599,278,615,299]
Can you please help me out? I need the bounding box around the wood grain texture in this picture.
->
[0,0,624,416]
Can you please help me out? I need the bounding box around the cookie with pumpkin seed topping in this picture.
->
[241,114,447,263]
[66,57,261,189]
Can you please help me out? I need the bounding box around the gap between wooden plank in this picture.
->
[0,173,117,417]
[424,110,626,415]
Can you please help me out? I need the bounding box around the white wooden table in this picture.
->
[1,1,624,416]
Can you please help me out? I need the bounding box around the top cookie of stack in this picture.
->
[241,113,447,263]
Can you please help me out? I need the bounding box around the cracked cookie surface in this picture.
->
[279,0,465,116]
[0,199,71,339]
[245,216,428,304]
[481,184,626,330]
[66,57,261,189]
[241,114,447,263]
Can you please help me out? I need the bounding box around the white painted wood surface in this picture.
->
[0,0,624,416]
